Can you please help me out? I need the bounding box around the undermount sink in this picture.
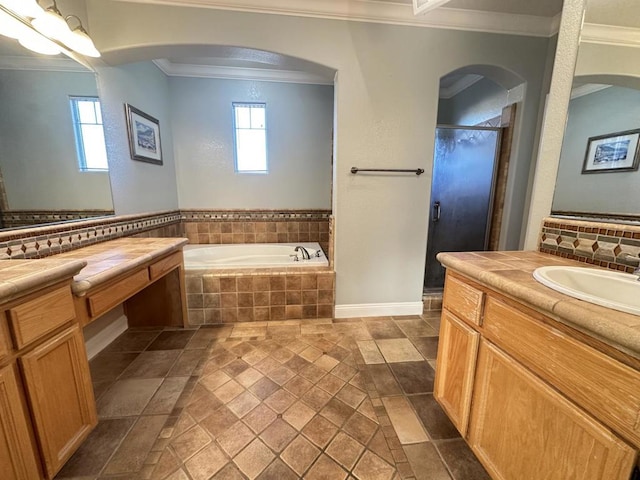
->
[533,266,640,316]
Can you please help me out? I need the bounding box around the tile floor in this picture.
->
[56,313,489,480]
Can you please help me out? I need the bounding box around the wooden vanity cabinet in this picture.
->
[0,281,97,480]
[74,249,188,328]
[0,362,41,480]
[470,340,635,480]
[21,325,96,478]
[434,309,479,436]
[435,271,638,480]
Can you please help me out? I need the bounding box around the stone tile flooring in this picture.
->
[55,313,489,480]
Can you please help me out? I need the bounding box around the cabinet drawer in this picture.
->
[149,251,181,281]
[87,268,149,318]
[8,285,75,349]
[443,273,484,326]
[484,296,640,447]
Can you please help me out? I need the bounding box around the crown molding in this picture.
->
[581,23,640,48]
[153,58,334,84]
[113,0,559,37]
[439,74,482,99]
[570,83,611,99]
[0,55,90,72]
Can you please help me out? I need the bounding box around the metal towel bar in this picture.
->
[350,167,424,176]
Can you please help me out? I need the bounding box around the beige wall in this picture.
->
[0,68,112,210]
[170,77,334,210]
[87,1,554,309]
[97,61,180,214]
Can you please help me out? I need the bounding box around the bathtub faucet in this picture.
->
[295,246,311,260]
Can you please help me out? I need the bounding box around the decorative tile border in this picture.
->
[0,211,181,260]
[0,209,333,261]
[539,216,640,273]
[0,210,115,229]
[181,209,331,221]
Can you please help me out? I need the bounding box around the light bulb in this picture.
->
[0,0,43,18]
[18,29,61,55]
[32,7,70,39]
[0,9,33,39]
[63,26,100,57]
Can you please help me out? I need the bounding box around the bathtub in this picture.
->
[183,242,328,269]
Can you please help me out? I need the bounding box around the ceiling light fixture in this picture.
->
[0,1,100,58]
[31,1,69,39]
[18,27,60,55]
[63,15,100,58]
[0,8,34,39]
[0,0,43,18]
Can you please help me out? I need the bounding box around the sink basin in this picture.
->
[533,266,640,316]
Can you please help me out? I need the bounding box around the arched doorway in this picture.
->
[424,66,524,291]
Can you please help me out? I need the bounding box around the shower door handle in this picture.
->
[432,201,441,222]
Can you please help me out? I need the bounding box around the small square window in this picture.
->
[70,96,108,171]
[233,102,267,173]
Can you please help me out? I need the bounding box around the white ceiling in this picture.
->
[584,0,639,29]
[108,0,565,87]
[111,0,563,38]
[6,0,638,92]
[131,0,563,18]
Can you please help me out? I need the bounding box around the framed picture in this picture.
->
[125,104,163,165]
[582,129,640,174]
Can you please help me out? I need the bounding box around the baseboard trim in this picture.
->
[84,315,128,360]
[334,302,423,318]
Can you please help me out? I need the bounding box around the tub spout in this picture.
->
[295,246,311,260]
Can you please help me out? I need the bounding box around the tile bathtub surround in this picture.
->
[540,216,640,273]
[186,270,336,325]
[57,313,487,479]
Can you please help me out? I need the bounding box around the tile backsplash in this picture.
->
[182,210,331,258]
[0,210,115,229]
[0,211,181,260]
[539,216,640,273]
[0,209,332,261]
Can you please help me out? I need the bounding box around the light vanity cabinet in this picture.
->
[0,362,41,479]
[72,248,188,328]
[435,271,639,480]
[433,309,479,436]
[20,324,96,478]
[0,281,97,480]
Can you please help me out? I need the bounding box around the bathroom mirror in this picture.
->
[551,0,640,220]
[0,35,114,230]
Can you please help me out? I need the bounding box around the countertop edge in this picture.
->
[438,251,640,358]
[0,260,87,304]
[71,238,188,296]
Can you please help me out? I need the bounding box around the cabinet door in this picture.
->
[0,363,41,480]
[434,309,480,436]
[20,325,97,479]
[469,340,636,480]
